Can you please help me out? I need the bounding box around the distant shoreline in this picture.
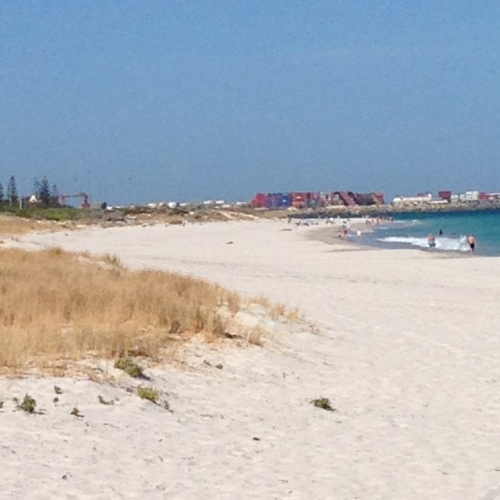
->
[306,221,478,258]
[289,204,500,219]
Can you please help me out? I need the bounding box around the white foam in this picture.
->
[379,235,470,252]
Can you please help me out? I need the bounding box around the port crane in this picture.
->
[60,192,90,209]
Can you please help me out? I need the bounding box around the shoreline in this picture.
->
[306,220,480,259]
[305,224,375,251]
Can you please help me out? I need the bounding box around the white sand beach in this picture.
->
[3,220,500,499]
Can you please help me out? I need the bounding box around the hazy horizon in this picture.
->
[2,2,499,204]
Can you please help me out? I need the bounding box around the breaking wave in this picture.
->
[378,235,470,252]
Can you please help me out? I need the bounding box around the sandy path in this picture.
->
[3,220,500,499]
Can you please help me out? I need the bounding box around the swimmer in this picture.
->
[428,234,436,248]
[467,235,476,254]
[439,229,443,236]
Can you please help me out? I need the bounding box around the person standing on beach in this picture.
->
[468,235,476,253]
[428,234,436,248]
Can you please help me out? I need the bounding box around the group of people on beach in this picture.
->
[427,231,476,253]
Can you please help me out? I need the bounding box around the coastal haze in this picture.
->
[1,1,500,203]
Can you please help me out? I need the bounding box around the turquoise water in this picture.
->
[363,210,500,256]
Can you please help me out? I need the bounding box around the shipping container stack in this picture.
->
[251,193,268,208]
[251,190,386,208]
[438,191,452,202]
[291,192,306,209]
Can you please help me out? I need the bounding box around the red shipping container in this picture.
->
[251,193,268,208]
[438,191,452,201]
[292,192,307,208]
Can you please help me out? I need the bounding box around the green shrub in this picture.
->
[114,358,143,378]
[137,386,159,403]
[312,398,335,412]
[17,394,37,413]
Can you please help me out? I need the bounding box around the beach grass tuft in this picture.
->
[0,247,243,370]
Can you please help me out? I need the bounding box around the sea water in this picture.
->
[361,210,500,256]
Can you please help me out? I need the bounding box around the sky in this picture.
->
[1,1,499,204]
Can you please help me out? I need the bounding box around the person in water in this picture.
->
[439,229,443,236]
[428,234,436,248]
[467,235,476,254]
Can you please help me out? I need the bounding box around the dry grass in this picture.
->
[0,247,242,370]
[0,215,48,236]
[0,214,74,239]
[251,295,301,321]
[246,326,266,347]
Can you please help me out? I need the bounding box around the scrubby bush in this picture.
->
[115,358,143,378]
[312,398,335,412]
[137,386,159,403]
[16,394,37,413]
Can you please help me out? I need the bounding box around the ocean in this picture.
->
[360,209,500,256]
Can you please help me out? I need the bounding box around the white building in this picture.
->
[464,190,480,202]
[392,193,432,205]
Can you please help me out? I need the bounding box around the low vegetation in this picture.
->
[312,398,336,412]
[98,395,115,405]
[0,206,83,222]
[15,394,37,413]
[114,358,143,378]
[0,214,50,236]
[0,247,243,371]
[70,407,83,418]
[137,386,159,403]
[252,295,301,322]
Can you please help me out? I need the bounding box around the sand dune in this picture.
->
[3,220,500,499]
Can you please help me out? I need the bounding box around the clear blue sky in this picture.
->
[1,1,499,204]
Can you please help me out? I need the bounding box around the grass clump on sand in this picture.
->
[15,394,37,413]
[137,386,159,403]
[70,407,84,418]
[0,247,243,371]
[312,398,336,412]
[114,358,143,378]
